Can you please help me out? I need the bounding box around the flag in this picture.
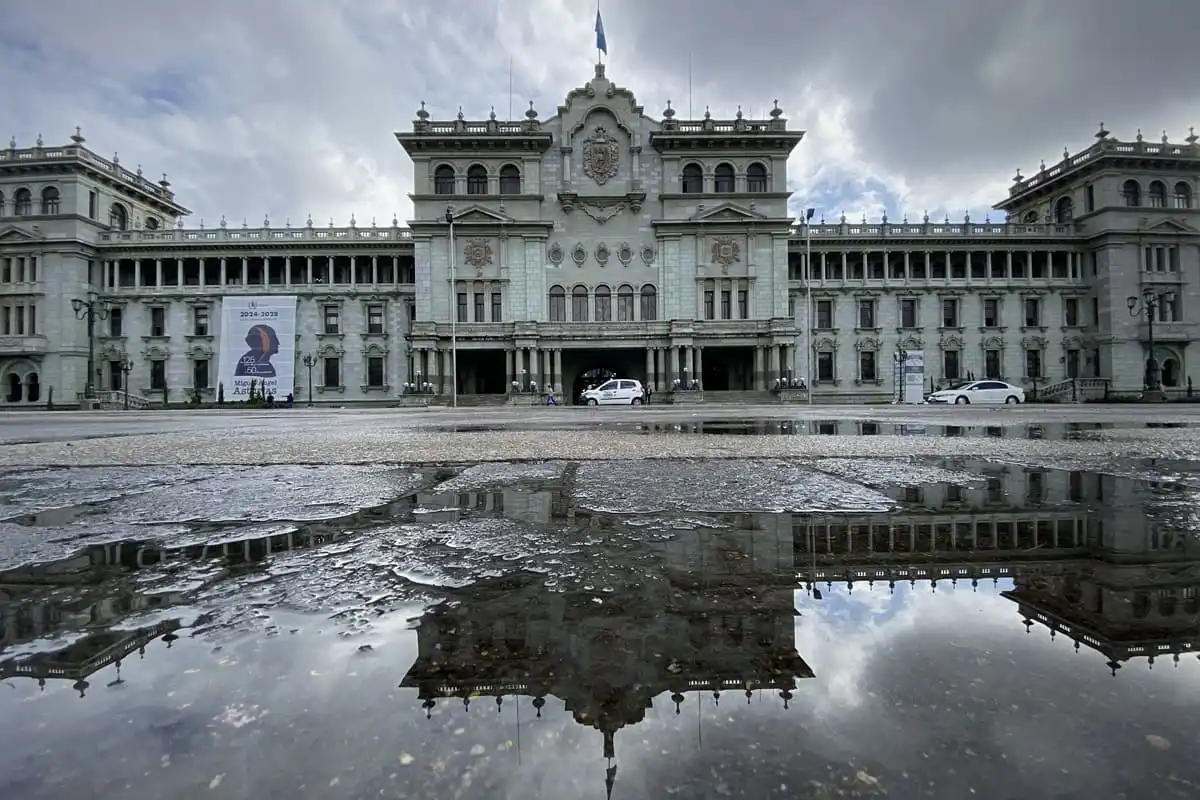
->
[595,10,607,55]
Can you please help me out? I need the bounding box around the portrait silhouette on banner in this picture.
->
[234,324,280,378]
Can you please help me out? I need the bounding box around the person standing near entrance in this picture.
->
[645,383,652,404]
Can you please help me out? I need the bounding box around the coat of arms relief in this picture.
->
[463,239,493,277]
[582,125,620,185]
[711,236,741,275]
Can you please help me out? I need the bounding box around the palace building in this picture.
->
[1,65,1198,405]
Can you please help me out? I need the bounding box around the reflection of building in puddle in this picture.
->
[633,420,1118,439]
[415,486,571,526]
[402,569,810,790]
[0,619,181,696]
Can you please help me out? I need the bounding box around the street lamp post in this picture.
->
[302,353,315,407]
[446,206,458,408]
[120,357,133,410]
[1127,288,1176,401]
[71,291,110,401]
[802,207,816,404]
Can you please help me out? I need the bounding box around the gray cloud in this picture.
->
[2,0,1195,225]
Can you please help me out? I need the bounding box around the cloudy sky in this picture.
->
[5,0,1197,228]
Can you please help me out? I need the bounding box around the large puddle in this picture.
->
[2,457,1199,798]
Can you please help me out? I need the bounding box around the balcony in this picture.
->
[0,334,49,356]
[1138,321,1196,342]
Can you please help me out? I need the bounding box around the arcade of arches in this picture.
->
[3,365,40,403]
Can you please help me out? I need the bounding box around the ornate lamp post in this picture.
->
[71,291,110,400]
[1127,288,1176,400]
[302,353,315,407]
[120,357,133,410]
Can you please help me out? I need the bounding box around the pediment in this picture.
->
[0,225,42,243]
[1145,218,1198,235]
[690,203,766,222]
[451,205,514,224]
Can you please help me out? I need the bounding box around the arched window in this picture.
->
[145,217,160,230]
[1121,179,1140,207]
[714,163,735,193]
[499,164,521,194]
[1148,181,1166,208]
[109,203,128,230]
[1174,182,1193,209]
[681,163,703,194]
[616,284,635,321]
[571,285,589,322]
[466,165,488,195]
[433,165,456,195]
[639,284,657,321]
[746,162,768,193]
[1054,196,1073,224]
[594,284,612,322]
[1022,210,1039,224]
[13,188,32,216]
[40,186,60,214]
[548,285,566,322]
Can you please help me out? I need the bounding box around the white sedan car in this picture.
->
[926,380,1025,405]
[580,378,645,406]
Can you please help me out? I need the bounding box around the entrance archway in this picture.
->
[25,373,40,403]
[5,374,20,403]
[561,348,645,404]
[572,366,619,404]
[1162,358,1180,388]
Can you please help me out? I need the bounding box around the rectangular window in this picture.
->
[109,361,123,391]
[816,300,833,329]
[1085,184,1095,212]
[150,307,166,337]
[737,289,748,319]
[192,307,209,336]
[324,305,340,334]
[817,351,835,382]
[89,190,98,219]
[1024,298,1041,327]
[28,304,35,334]
[367,356,385,387]
[1064,297,1079,327]
[983,298,999,328]
[150,360,166,390]
[704,290,715,320]
[323,357,341,387]
[473,293,484,322]
[941,298,958,328]
[1066,349,1080,379]
[857,299,875,328]
[572,290,589,322]
[366,304,384,334]
[787,294,796,319]
[456,293,468,323]
[943,350,961,380]
[720,290,731,320]
[640,291,657,321]
[549,292,566,322]
[193,359,210,390]
[109,308,123,337]
[900,298,917,328]
[596,291,612,322]
[1091,297,1099,328]
[1025,349,1042,378]
[490,292,502,322]
[984,349,1001,380]
[859,350,877,381]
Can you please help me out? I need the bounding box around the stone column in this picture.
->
[506,349,515,387]
[371,255,378,285]
[553,349,563,395]
[768,345,779,382]
[645,348,654,390]
[530,346,540,388]
[695,347,704,386]
[155,259,163,287]
[428,349,440,393]
[241,257,248,285]
[306,256,313,284]
[754,346,764,390]
[515,348,525,389]
[219,258,227,286]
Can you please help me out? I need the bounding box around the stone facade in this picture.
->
[1,76,1198,405]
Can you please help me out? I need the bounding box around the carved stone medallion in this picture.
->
[548,242,564,265]
[595,242,610,266]
[641,246,655,266]
[572,243,587,266]
[463,239,493,272]
[582,125,620,185]
[711,236,741,269]
[617,243,633,266]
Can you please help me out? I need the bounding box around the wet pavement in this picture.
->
[3,453,1200,799]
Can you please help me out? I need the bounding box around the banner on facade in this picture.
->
[893,349,926,404]
[218,296,297,400]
